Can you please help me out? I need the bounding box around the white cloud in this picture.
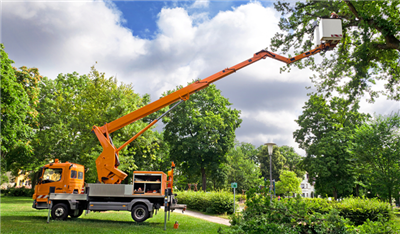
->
[190,0,210,9]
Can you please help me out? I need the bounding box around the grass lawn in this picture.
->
[0,196,229,233]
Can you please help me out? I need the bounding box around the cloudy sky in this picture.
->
[2,0,399,155]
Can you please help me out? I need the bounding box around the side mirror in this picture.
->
[38,178,42,184]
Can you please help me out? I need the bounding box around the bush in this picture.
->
[221,190,351,234]
[336,197,391,226]
[219,186,397,234]
[300,197,391,226]
[176,190,236,214]
[1,187,34,197]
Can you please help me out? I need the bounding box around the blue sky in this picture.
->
[3,0,398,153]
[113,1,273,39]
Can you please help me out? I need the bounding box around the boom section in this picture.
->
[95,42,335,135]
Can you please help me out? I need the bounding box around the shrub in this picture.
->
[176,190,236,214]
[1,187,34,197]
[301,197,391,226]
[336,197,391,226]
[220,186,397,234]
[221,189,351,234]
[349,215,400,233]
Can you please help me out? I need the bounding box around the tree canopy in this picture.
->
[258,145,286,183]
[275,170,302,197]
[31,66,161,182]
[278,145,305,178]
[272,1,400,101]
[1,44,42,176]
[294,94,370,199]
[349,112,400,204]
[225,141,262,193]
[163,83,242,192]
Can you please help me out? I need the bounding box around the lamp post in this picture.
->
[265,143,276,201]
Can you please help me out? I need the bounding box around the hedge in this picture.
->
[1,187,34,197]
[297,197,391,226]
[175,190,236,214]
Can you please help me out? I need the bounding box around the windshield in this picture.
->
[42,168,62,183]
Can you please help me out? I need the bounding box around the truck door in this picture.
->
[36,167,65,202]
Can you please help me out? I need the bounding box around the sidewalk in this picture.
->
[168,208,231,226]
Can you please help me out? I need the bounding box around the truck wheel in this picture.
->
[69,208,83,218]
[51,203,69,220]
[131,204,149,223]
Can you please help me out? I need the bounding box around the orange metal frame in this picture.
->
[92,42,337,184]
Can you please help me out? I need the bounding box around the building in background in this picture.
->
[300,173,315,198]
[1,171,31,189]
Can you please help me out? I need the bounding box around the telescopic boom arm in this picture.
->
[92,42,338,184]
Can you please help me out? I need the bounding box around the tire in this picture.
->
[69,208,83,218]
[51,203,69,220]
[131,204,149,223]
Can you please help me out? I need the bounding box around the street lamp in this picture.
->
[265,143,276,201]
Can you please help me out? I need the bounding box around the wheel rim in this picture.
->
[134,208,145,220]
[55,207,64,217]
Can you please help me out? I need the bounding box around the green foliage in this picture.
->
[222,186,352,234]
[163,83,241,191]
[225,141,262,193]
[32,66,163,182]
[353,217,400,234]
[1,187,34,197]
[275,170,302,197]
[294,95,370,199]
[278,146,305,179]
[222,185,396,234]
[258,145,286,182]
[272,1,400,101]
[0,44,41,175]
[349,112,400,204]
[176,190,235,214]
[337,197,391,226]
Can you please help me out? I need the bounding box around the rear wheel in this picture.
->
[51,203,69,220]
[69,208,83,218]
[131,204,149,223]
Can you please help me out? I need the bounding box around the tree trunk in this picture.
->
[333,188,338,200]
[201,167,206,192]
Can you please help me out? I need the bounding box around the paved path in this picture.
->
[164,208,231,226]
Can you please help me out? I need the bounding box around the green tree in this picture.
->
[163,83,241,192]
[225,142,262,193]
[33,67,161,182]
[258,145,286,182]
[294,94,370,199]
[349,112,400,204]
[272,1,400,101]
[278,145,305,179]
[0,44,41,176]
[275,170,302,197]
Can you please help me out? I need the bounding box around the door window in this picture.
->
[78,171,83,179]
[70,170,77,179]
[42,168,62,183]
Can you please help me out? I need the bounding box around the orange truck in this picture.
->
[32,18,342,223]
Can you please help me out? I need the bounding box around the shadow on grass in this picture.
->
[1,197,33,204]
[1,215,164,226]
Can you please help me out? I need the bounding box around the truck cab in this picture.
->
[32,159,85,209]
